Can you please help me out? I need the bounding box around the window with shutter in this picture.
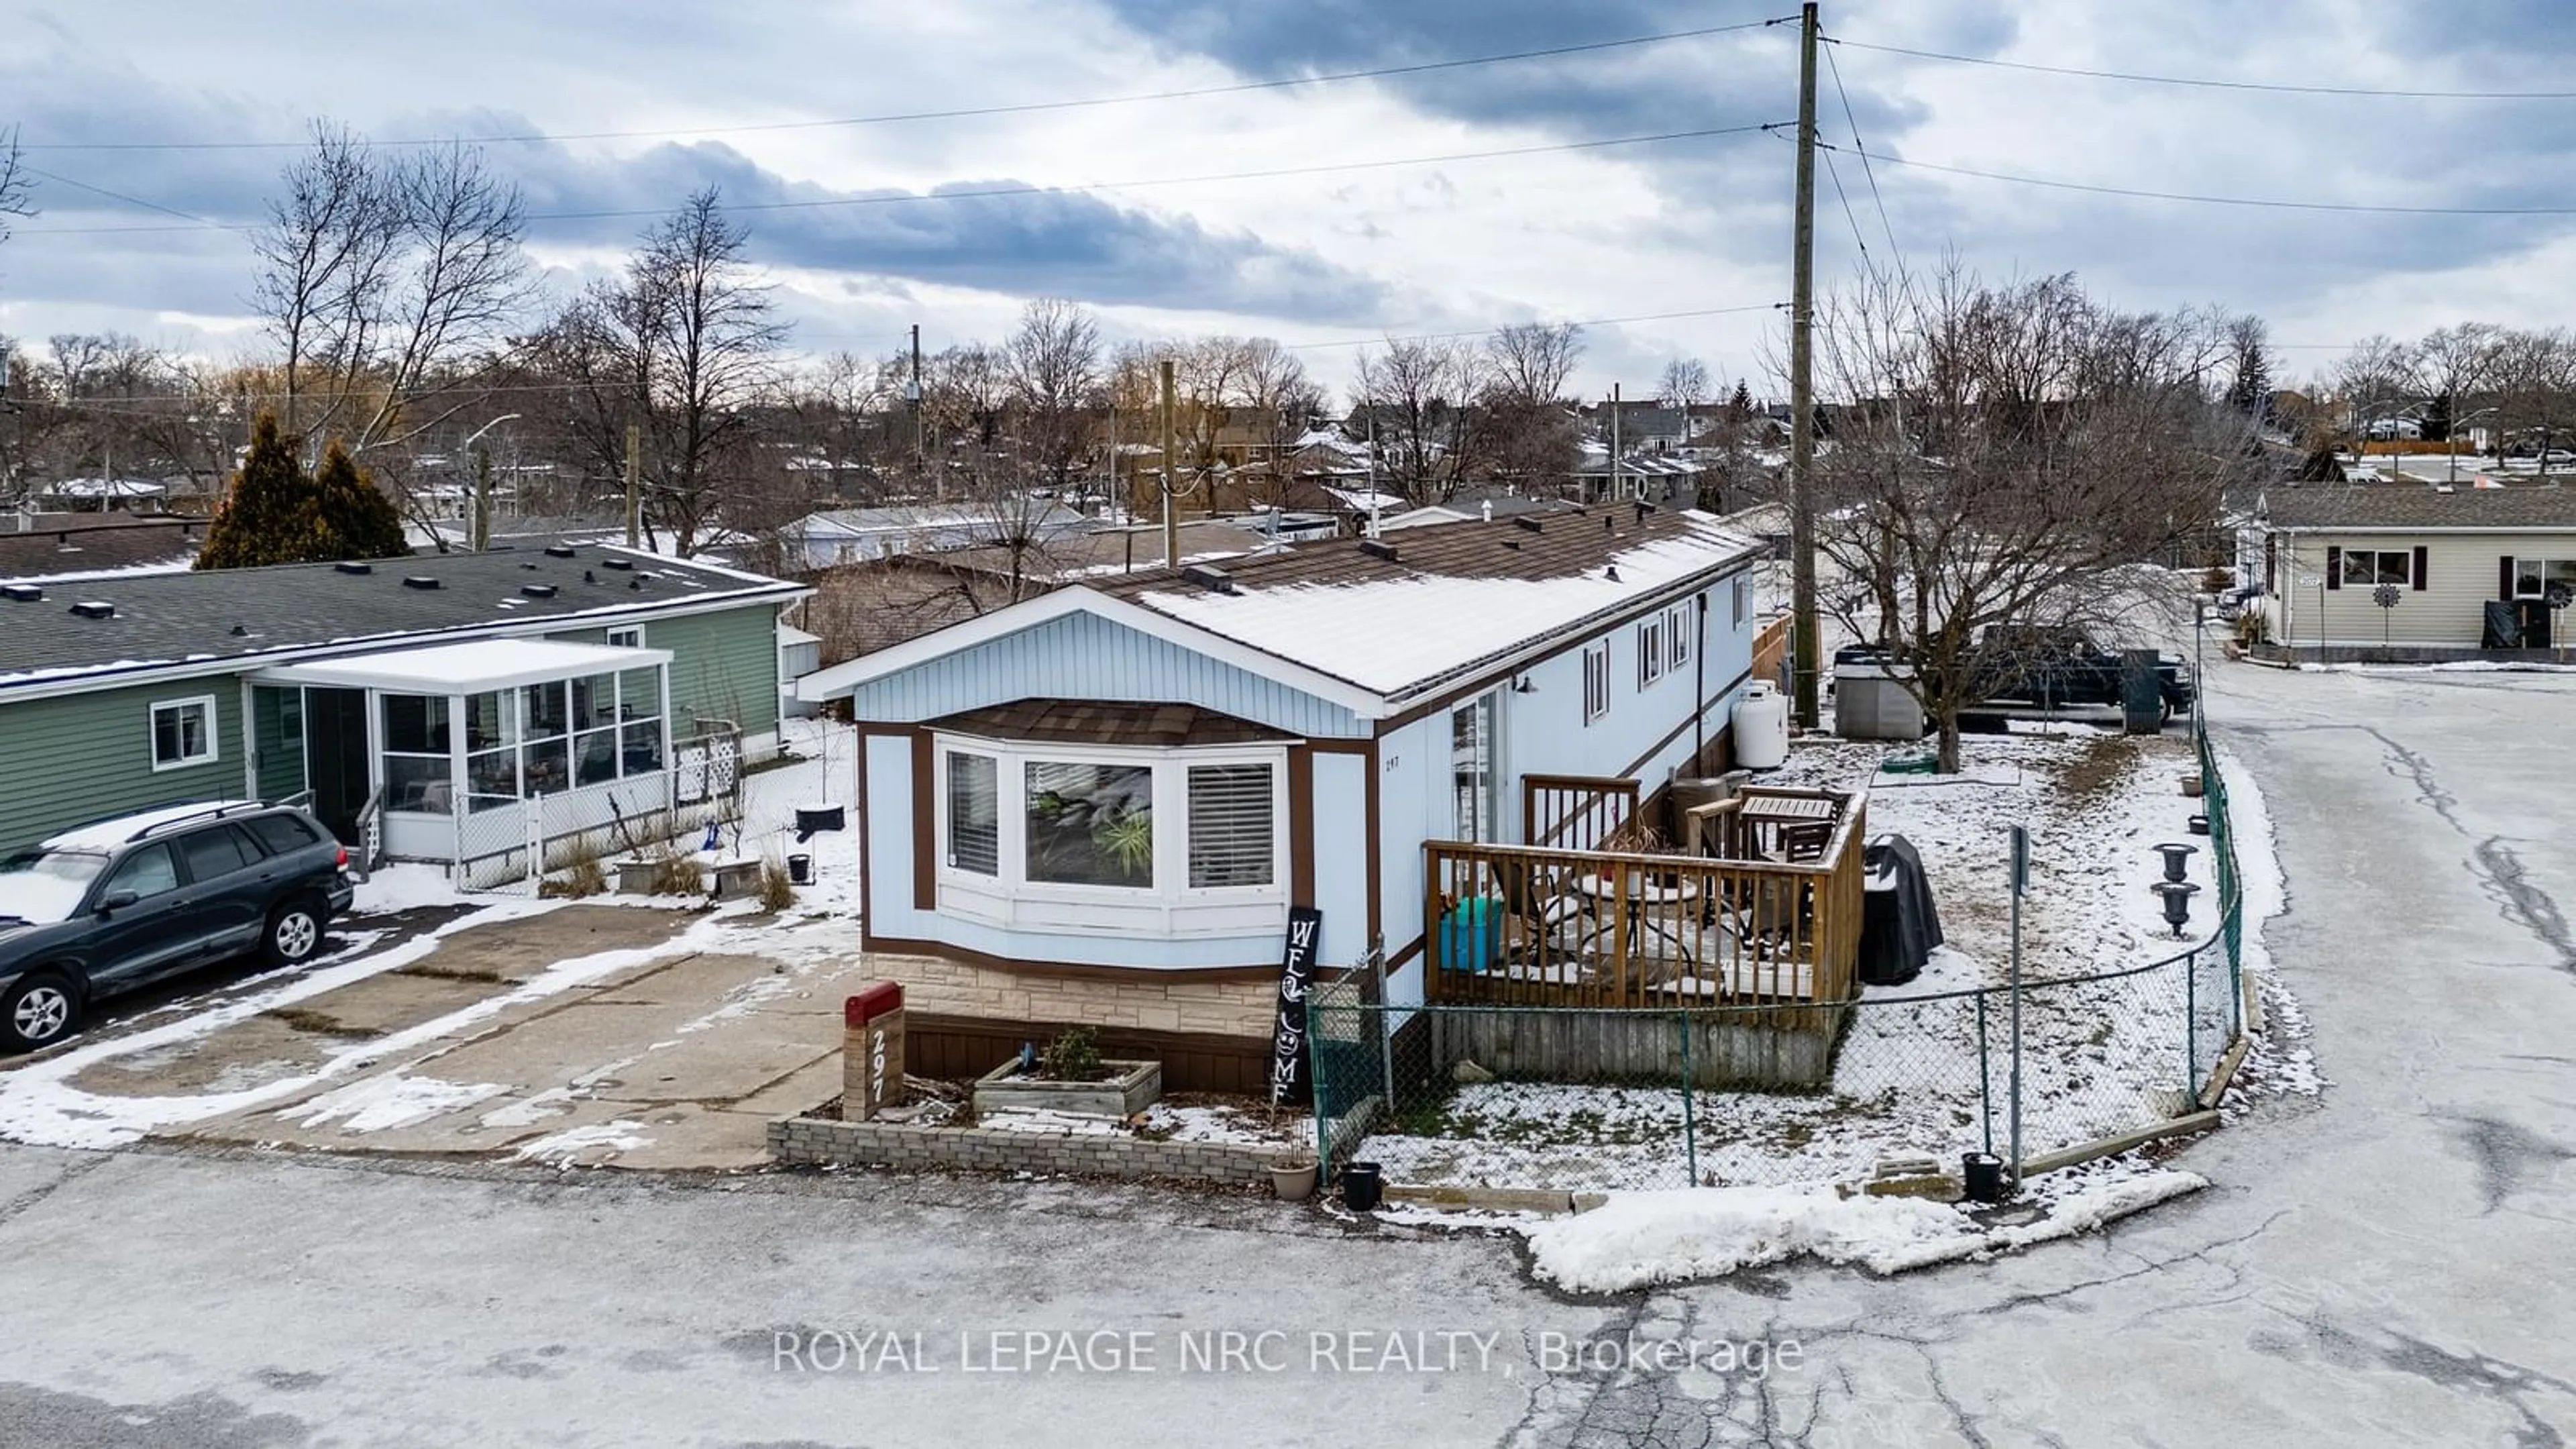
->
[1187,763,1275,888]
[2412,545,2428,592]
[945,751,998,875]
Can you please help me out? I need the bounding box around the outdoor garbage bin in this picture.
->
[1962,1152,2006,1203]
[788,853,813,885]
[1832,647,1926,741]
[1341,1161,1384,1212]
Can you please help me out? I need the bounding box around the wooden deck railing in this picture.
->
[1521,773,1640,853]
[1424,792,1868,1014]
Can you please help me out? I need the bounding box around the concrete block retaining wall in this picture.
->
[769,1112,1292,1185]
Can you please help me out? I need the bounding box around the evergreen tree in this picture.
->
[309,439,411,561]
[197,413,413,569]
[197,412,315,570]
[1727,378,1754,420]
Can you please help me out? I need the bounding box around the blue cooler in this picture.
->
[1438,896,1503,973]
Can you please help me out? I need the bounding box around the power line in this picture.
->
[1827,36,2576,100]
[18,165,223,228]
[1827,144,2576,216]
[15,124,1782,237]
[21,17,1793,154]
[1819,38,1900,262]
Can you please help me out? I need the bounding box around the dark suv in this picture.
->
[0,800,356,1051]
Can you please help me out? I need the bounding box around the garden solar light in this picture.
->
[2153,842,2198,883]
[2151,880,2200,936]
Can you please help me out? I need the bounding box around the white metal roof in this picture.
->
[251,638,669,694]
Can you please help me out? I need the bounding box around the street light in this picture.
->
[461,414,522,552]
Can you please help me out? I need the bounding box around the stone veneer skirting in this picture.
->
[865,949,1279,1038]
[769,1112,1297,1185]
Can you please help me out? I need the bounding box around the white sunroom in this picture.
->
[249,637,676,877]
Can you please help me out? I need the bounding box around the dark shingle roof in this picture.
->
[929,698,1291,747]
[0,518,203,582]
[2262,484,2576,531]
[0,543,800,692]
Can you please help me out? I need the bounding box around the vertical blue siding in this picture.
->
[851,609,1366,737]
[1309,751,1371,967]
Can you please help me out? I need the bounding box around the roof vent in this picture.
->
[1180,564,1236,595]
[602,557,635,572]
[1604,565,1621,583]
[1501,538,1523,552]
[543,544,577,559]
[1360,538,1400,564]
[521,583,559,599]
[334,561,372,576]
[229,623,250,636]
[519,561,539,570]
[402,576,441,590]
[0,583,40,603]
[584,570,596,584]
[69,600,115,620]
[629,578,643,591]
[1513,515,1544,534]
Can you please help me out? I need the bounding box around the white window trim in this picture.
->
[2511,557,2576,599]
[1582,641,1613,724]
[1666,602,1694,670]
[932,733,1290,938]
[604,625,646,649]
[2337,548,2411,588]
[1637,616,1667,688]
[150,694,220,772]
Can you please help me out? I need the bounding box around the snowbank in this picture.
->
[1522,1163,2207,1293]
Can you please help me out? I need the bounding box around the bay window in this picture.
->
[934,735,1287,934]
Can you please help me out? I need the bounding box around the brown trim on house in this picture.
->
[853,720,920,738]
[1386,934,1424,972]
[1303,737,1373,754]
[1287,745,1316,905]
[1615,662,1754,781]
[912,730,936,912]
[855,729,877,952]
[863,936,1285,983]
[1363,737,1383,945]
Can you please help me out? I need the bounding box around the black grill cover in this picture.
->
[1859,833,1943,987]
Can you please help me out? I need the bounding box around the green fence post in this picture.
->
[1678,1012,1698,1189]
[2185,947,2200,1100]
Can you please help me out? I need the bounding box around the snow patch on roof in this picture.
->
[1132,521,1757,696]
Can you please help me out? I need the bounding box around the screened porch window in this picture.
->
[458,665,665,813]
[382,694,453,812]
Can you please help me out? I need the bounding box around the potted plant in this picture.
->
[1267,1155,1319,1201]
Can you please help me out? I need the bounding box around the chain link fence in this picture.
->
[1308,720,2249,1193]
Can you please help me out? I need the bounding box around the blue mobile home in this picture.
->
[796,506,1770,1090]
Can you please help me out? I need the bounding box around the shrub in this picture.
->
[1039,1026,1110,1082]
[649,849,705,896]
[2233,611,2270,646]
[542,836,609,899]
[759,855,795,912]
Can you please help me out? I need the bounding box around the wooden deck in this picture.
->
[1423,788,1868,1016]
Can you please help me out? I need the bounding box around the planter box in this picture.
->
[710,858,763,901]
[973,1058,1163,1120]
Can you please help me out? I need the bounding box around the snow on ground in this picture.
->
[515,1118,652,1161]
[352,863,475,915]
[1521,1155,2207,1291]
[1362,729,2261,1195]
[288,1073,506,1132]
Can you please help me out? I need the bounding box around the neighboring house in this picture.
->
[32,478,170,513]
[2242,484,2576,658]
[1570,449,1709,508]
[0,545,807,872]
[0,517,203,581]
[784,503,1091,570]
[1375,492,1576,534]
[795,507,1768,1089]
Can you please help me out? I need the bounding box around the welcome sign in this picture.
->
[1268,908,1323,1108]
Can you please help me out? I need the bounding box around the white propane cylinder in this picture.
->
[1731,682,1791,770]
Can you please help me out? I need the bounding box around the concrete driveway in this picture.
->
[0,654,2570,1446]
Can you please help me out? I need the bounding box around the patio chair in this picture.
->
[1773,819,1836,863]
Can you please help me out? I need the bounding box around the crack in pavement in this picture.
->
[2262,1309,2576,1449]
[2472,838,2576,975]
[2440,1114,2576,1215]
[0,1154,111,1232]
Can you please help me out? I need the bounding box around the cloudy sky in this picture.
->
[3,0,2572,400]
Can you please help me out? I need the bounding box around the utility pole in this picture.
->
[623,423,641,547]
[908,323,926,498]
[1160,358,1180,569]
[1788,0,1823,729]
[1610,383,1623,502]
[472,446,492,552]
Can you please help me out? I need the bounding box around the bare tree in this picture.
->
[1003,297,1102,492]
[250,123,532,493]
[1658,357,1713,409]
[529,187,786,556]
[2411,321,2498,445]
[1354,335,1485,505]
[2332,334,2416,444]
[0,125,33,250]
[1810,264,2257,771]
[2488,327,2576,474]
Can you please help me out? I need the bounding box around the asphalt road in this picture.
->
[2,654,2572,1447]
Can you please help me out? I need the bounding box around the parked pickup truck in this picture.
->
[1968,627,2195,721]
